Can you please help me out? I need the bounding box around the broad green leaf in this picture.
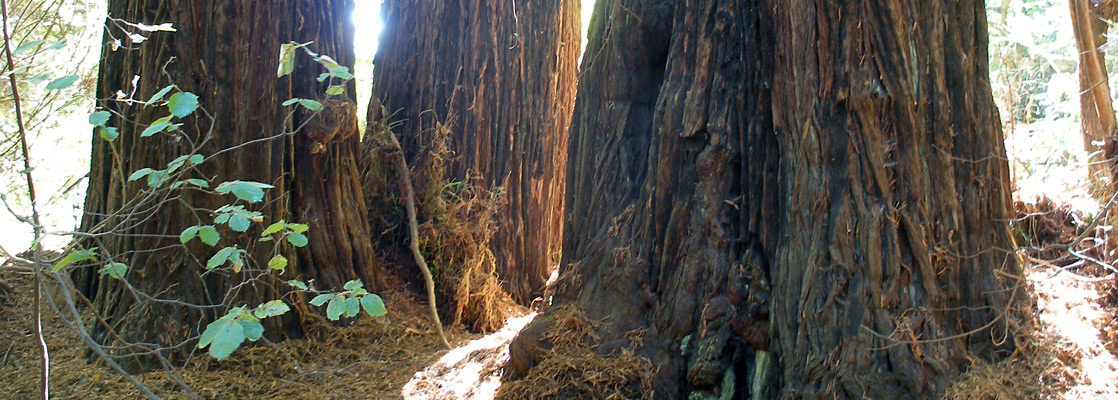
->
[48,39,67,50]
[254,300,290,318]
[282,98,301,106]
[180,225,200,244]
[298,99,323,111]
[287,223,309,234]
[188,154,204,165]
[148,85,175,103]
[88,111,111,126]
[207,246,237,269]
[13,40,45,55]
[99,127,119,142]
[343,279,362,291]
[184,178,209,188]
[287,280,308,290]
[268,255,288,271]
[45,75,79,90]
[52,247,98,273]
[146,169,166,188]
[316,73,331,83]
[328,66,353,80]
[98,262,128,280]
[228,215,250,232]
[286,233,308,247]
[214,213,231,224]
[167,92,199,117]
[261,220,285,236]
[199,313,245,360]
[198,312,237,349]
[215,181,274,203]
[360,294,387,317]
[315,55,341,70]
[199,225,220,246]
[142,120,172,137]
[128,168,154,182]
[326,85,345,96]
[326,296,346,320]
[345,296,360,318]
[309,293,333,306]
[240,317,264,341]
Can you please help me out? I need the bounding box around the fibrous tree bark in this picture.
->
[1069,0,1118,195]
[367,0,579,306]
[507,1,1023,398]
[78,0,376,369]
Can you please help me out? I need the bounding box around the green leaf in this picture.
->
[326,296,346,320]
[128,168,154,182]
[167,92,199,117]
[282,98,301,106]
[185,178,209,188]
[309,293,333,307]
[345,296,360,318]
[180,225,200,244]
[188,154,204,165]
[328,66,353,80]
[298,99,323,111]
[13,40,45,55]
[254,300,290,319]
[228,215,251,232]
[360,294,387,317]
[146,169,166,188]
[343,279,362,292]
[286,233,308,247]
[148,85,175,103]
[142,119,172,137]
[207,246,236,269]
[199,225,220,246]
[198,312,236,349]
[287,223,309,234]
[52,247,98,273]
[88,111,111,126]
[277,43,297,77]
[316,73,331,82]
[326,85,345,96]
[214,213,231,224]
[45,75,79,90]
[215,181,274,203]
[268,255,288,271]
[199,313,245,360]
[98,262,128,280]
[240,316,264,341]
[99,127,119,142]
[48,39,67,50]
[261,220,285,236]
[287,280,308,290]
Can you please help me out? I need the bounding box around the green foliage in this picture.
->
[308,279,386,321]
[52,247,98,272]
[197,302,287,360]
[167,91,199,117]
[215,180,274,203]
[98,262,128,280]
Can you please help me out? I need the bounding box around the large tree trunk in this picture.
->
[77,0,376,369]
[1069,0,1118,196]
[366,0,579,306]
[507,1,1023,398]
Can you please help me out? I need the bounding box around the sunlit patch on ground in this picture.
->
[402,313,537,400]
[1031,268,1118,398]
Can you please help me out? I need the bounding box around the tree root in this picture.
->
[385,130,451,349]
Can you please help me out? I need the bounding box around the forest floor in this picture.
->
[0,266,532,399]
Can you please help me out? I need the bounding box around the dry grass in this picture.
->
[363,107,512,333]
[495,305,654,400]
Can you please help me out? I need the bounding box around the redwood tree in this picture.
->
[367,0,579,304]
[507,1,1023,398]
[77,0,376,368]
[1069,0,1118,195]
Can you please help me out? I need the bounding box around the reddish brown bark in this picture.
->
[367,0,579,304]
[78,0,376,369]
[507,1,1023,398]
[1069,0,1118,194]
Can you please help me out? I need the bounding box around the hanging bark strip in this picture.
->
[1069,0,1118,195]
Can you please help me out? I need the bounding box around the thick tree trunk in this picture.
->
[367,0,579,305]
[507,1,1023,398]
[77,0,376,369]
[1069,0,1118,196]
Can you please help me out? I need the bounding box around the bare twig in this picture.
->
[1,0,50,397]
[384,127,451,349]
